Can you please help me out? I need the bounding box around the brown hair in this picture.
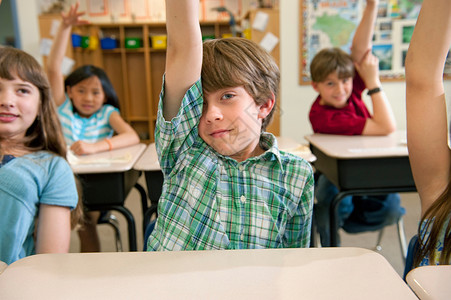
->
[414,183,451,266]
[310,48,354,83]
[201,38,280,131]
[0,46,83,228]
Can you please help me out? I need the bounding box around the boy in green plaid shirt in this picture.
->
[146,0,314,251]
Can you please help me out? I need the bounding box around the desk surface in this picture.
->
[133,137,315,171]
[0,248,416,299]
[305,130,408,159]
[406,265,451,300]
[69,143,146,174]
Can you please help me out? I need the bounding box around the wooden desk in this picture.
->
[0,248,416,299]
[133,138,316,234]
[305,131,416,246]
[406,265,451,300]
[70,144,147,251]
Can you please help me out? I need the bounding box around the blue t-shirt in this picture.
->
[0,152,78,265]
[58,96,119,145]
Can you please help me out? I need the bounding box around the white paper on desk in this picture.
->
[252,11,269,31]
[50,20,61,37]
[259,32,279,53]
[61,57,75,76]
[40,38,53,56]
[67,149,132,165]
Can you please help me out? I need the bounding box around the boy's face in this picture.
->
[67,76,106,118]
[199,86,273,162]
[312,71,353,109]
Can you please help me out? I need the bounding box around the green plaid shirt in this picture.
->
[147,78,314,251]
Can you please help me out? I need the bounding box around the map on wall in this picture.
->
[299,0,451,84]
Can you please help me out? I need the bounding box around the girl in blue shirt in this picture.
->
[0,46,80,264]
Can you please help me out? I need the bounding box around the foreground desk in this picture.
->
[406,265,451,300]
[305,131,416,246]
[133,138,316,234]
[70,143,147,251]
[0,248,416,299]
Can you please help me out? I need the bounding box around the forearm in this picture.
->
[106,131,140,150]
[364,90,396,135]
[46,23,72,106]
[351,0,378,63]
[163,0,202,120]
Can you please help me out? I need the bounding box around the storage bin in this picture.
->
[88,36,99,50]
[125,37,142,49]
[81,36,90,48]
[71,34,82,48]
[150,35,167,49]
[202,35,216,41]
[100,37,118,49]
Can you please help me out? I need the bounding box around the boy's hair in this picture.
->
[201,38,280,131]
[0,46,67,159]
[64,65,120,109]
[310,48,354,82]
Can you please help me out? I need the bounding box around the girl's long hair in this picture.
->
[414,182,451,266]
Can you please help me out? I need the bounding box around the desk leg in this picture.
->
[109,205,137,251]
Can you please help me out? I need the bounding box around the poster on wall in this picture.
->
[87,0,108,16]
[299,0,451,84]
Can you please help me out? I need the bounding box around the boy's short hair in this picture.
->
[201,38,280,131]
[310,48,354,82]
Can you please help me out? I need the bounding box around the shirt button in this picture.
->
[238,165,244,172]
[240,195,246,204]
[240,233,244,241]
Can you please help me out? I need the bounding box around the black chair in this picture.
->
[97,211,123,252]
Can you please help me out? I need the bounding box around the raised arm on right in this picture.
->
[406,0,451,214]
[163,0,203,120]
[46,2,89,107]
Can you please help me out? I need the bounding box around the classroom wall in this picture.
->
[280,1,451,144]
[15,0,41,63]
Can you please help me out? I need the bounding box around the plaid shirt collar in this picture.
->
[198,132,285,171]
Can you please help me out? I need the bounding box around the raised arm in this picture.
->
[350,0,378,64]
[46,2,89,106]
[163,0,202,120]
[406,0,451,213]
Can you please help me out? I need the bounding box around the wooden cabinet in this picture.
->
[249,8,280,136]
[66,21,233,143]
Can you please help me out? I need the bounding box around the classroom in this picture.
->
[0,0,450,299]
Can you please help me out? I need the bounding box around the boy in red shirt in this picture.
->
[308,0,405,246]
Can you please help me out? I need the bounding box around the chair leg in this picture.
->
[375,228,384,252]
[397,217,408,264]
[104,214,123,252]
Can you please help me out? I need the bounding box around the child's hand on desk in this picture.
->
[70,140,99,155]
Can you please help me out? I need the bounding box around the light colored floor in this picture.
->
[70,175,421,277]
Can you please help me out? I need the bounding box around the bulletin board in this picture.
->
[298,0,451,85]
